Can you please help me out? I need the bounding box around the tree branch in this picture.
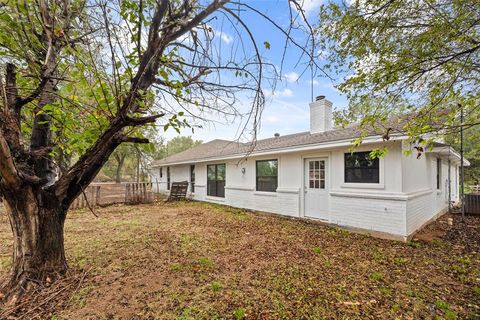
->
[126,114,165,126]
[121,137,150,144]
[0,133,19,188]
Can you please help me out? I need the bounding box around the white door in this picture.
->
[304,158,329,220]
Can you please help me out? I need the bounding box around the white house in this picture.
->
[150,96,468,241]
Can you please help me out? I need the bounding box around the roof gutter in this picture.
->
[428,146,470,166]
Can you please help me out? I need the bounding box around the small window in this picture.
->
[344,151,379,183]
[436,158,441,190]
[207,164,225,197]
[160,167,163,178]
[256,160,278,192]
[308,160,325,189]
[167,167,171,190]
[190,165,195,193]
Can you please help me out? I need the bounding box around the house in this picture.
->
[150,96,468,241]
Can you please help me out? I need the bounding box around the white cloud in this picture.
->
[284,71,299,83]
[308,79,319,85]
[296,0,323,16]
[218,31,233,44]
[265,88,294,98]
[265,115,280,124]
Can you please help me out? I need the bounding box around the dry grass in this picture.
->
[0,201,479,319]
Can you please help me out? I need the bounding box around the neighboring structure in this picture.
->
[150,96,468,241]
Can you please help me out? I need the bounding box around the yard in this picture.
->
[0,202,479,319]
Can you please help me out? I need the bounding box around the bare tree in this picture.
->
[0,0,317,304]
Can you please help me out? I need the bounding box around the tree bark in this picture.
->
[0,186,67,305]
[114,153,126,183]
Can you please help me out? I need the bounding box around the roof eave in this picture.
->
[150,133,408,167]
[428,146,470,166]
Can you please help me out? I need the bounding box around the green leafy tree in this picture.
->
[447,126,480,186]
[318,0,479,145]
[0,0,316,303]
[163,136,202,157]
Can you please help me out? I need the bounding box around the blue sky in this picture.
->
[162,0,348,143]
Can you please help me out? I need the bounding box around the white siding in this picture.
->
[150,139,460,240]
[402,144,458,235]
[330,195,407,236]
[406,191,435,234]
[401,141,431,193]
[225,188,299,216]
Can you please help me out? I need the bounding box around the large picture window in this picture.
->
[256,160,278,192]
[344,152,379,183]
[207,164,225,197]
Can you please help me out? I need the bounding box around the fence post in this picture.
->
[125,184,130,204]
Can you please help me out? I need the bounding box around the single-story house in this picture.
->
[150,96,468,241]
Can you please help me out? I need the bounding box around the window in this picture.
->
[207,164,225,197]
[344,151,379,183]
[190,165,195,193]
[436,158,441,190]
[167,167,170,190]
[256,160,278,192]
[160,167,163,178]
[308,160,325,189]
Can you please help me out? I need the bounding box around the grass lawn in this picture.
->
[0,201,479,319]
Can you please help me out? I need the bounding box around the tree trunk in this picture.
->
[0,186,67,305]
[114,153,126,183]
[136,148,140,183]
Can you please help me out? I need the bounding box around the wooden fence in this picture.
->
[70,186,101,210]
[125,182,154,204]
[70,182,154,210]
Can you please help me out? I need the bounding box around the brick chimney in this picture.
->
[309,95,333,134]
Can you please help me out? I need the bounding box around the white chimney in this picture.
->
[309,95,333,134]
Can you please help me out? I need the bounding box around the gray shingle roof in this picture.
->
[150,120,406,167]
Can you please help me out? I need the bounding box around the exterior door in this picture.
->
[304,158,329,220]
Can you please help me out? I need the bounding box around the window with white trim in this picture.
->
[256,159,278,192]
[308,160,325,189]
[344,151,379,183]
[207,164,225,197]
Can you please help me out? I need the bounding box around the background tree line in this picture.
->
[97,136,202,183]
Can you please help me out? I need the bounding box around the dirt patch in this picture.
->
[415,212,480,252]
[0,202,479,319]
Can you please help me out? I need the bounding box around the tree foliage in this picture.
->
[447,126,480,185]
[100,135,201,182]
[163,136,202,156]
[0,0,317,303]
[318,0,479,145]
